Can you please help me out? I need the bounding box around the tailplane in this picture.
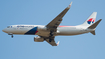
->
[90,31,95,35]
[88,19,102,35]
[88,19,102,29]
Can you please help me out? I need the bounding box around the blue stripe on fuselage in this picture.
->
[25,27,38,35]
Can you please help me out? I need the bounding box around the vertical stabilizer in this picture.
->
[81,12,97,27]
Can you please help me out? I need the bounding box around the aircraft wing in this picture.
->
[44,2,72,46]
[46,2,72,31]
[39,36,59,46]
[45,38,60,46]
[45,38,57,46]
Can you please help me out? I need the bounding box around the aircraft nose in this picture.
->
[2,28,7,32]
[2,29,5,32]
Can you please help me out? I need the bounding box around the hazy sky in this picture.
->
[0,0,105,59]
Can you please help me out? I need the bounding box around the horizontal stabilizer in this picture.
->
[88,19,102,35]
[90,31,95,35]
[88,19,102,29]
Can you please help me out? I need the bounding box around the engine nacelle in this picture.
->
[34,37,44,42]
[37,26,47,31]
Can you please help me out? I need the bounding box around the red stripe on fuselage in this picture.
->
[59,26,73,27]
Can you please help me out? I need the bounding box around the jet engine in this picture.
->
[34,36,44,42]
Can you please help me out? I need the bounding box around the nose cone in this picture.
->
[2,28,7,33]
[2,29,5,32]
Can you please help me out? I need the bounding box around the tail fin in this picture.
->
[88,19,102,35]
[81,12,97,27]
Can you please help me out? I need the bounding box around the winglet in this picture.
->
[68,2,73,8]
[57,41,60,46]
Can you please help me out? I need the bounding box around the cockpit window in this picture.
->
[7,26,12,28]
[7,26,10,28]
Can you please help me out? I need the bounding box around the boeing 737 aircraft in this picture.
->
[2,2,102,46]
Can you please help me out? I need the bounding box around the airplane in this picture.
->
[2,2,102,46]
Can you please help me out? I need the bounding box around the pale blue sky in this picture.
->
[0,0,105,59]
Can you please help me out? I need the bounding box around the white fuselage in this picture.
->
[2,25,94,37]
